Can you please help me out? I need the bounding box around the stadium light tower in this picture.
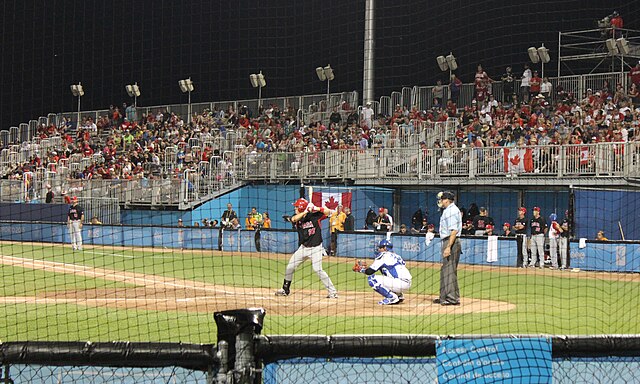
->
[249,71,266,109]
[436,53,458,79]
[178,78,194,124]
[70,82,84,128]
[316,65,334,108]
[125,82,141,108]
[528,44,551,78]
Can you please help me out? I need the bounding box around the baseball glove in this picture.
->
[352,260,367,273]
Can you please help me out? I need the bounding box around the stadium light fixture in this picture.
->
[316,65,334,108]
[125,82,141,108]
[70,83,84,128]
[436,53,457,78]
[527,44,551,78]
[250,71,266,109]
[178,78,194,124]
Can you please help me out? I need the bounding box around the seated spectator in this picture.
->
[596,231,608,241]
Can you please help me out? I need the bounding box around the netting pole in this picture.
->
[213,308,266,384]
[0,365,13,384]
[363,0,375,104]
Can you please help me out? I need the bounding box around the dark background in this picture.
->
[1,0,638,130]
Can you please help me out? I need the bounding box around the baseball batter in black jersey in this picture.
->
[275,198,338,298]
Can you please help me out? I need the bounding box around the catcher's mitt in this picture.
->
[352,260,367,273]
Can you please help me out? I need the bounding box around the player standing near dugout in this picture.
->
[67,196,84,251]
[513,207,528,268]
[352,240,412,305]
[275,198,338,299]
[528,207,547,268]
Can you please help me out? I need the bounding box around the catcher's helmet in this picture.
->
[377,239,393,249]
[549,213,557,222]
[292,198,309,210]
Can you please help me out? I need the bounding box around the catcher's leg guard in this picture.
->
[368,275,396,299]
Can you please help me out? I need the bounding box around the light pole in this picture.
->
[436,53,458,79]
[125,82,141,108]
[316,65,334,109]
[178,78,194,124]
[249,71,266,110]
[528,44,550,78]
[70,83,84,128]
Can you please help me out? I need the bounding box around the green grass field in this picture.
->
[1,242,639,343]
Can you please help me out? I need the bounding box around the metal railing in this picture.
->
[241,141,640,181]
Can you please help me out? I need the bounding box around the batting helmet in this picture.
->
[292,198,309,210]
[549,213,557,222]
[377,239,393,249]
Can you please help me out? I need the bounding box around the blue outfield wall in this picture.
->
[1,223,639,273]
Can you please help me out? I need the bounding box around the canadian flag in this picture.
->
[311,191,352,210]
[580,147,590,165]
[503,148,534,173]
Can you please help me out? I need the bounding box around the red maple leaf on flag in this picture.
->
[510,155,521,166]
[325,196,340,210]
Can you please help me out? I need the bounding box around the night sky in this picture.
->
[1,0,638,130]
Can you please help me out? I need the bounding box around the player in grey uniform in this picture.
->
[67,196,84,251]
[528,207,547,268]
[275,198,338,298]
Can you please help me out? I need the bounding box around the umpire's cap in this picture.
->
[439,191,455,201]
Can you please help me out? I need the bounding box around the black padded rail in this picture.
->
[0,341,217,371]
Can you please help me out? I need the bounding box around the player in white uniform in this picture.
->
[353,240,412,305]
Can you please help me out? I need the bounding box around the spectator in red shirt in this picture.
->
[529,71,542,100]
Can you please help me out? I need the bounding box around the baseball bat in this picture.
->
[618,221,625,241]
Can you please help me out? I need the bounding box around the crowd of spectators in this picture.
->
[3,60,640,186]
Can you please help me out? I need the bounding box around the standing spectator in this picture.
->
[432,80,445,106]
[449,74,462,105]
[433,191,462,306]
[45,184,54,203]
[530,71,542,100]
[361,102,374,129]
[472,207,494,235]
[629,61,640,89]
[548,213,561,269]
[344,207,355,231]
[329,205,347,256]
[501,66,516,102]
[67,196,84,251]
[521,64,532,103]
[528,207,547,268]
[513,207,528,268]
[540,77,553,100]
[275,198,338,298]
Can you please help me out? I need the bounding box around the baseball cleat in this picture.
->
[397,293,404,302]
[275,289,289,296]
[378,297,400,305]
[326,292,339,299]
